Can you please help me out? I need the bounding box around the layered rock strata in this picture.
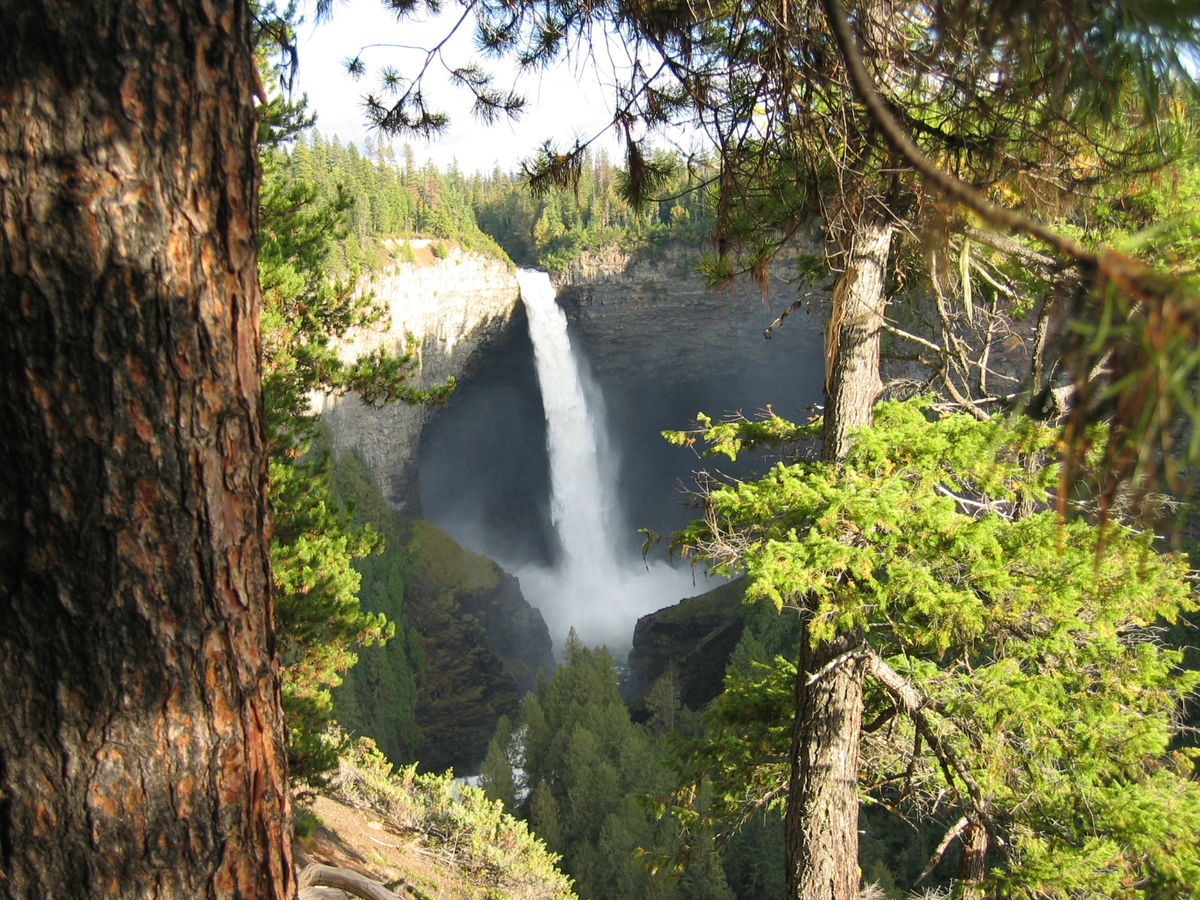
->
[319,243,520,513]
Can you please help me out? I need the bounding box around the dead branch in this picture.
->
[862,650,1004,848]
[916,816,970,884]
[882,320,944,354]
[764,280,836,339]
[299,864,406,900]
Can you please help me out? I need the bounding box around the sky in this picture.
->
[290,1,628,175]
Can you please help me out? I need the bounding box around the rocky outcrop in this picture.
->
[626,577,747,720]
[405,521,556,774]
[319,243,520,513]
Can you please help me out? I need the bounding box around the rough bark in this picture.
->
[955,820,988,900]
[781,213,893,900]
[785,632,866,900]
[0,1,294,898]
[822,213,894,463]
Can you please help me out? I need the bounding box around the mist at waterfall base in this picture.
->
[417,267,826,653]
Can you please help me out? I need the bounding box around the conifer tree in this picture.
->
[483,631,734,900]
[0,0,294,894]
[668,399,1200,899]
[255,11,455,782]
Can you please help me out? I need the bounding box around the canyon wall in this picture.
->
[322,238,830,521]
[554,241,826,385]
[318,241,520,513]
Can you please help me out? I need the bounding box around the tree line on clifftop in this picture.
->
[273,128,715,275]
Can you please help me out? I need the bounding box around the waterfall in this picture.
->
[516,269,698,651]
[518,270,620,576]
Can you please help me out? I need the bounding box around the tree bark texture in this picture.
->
[822,214,893,463]
[0,1,294,898]
[955,820,988,900]
[781,213,892,900]
[785,632,866,900]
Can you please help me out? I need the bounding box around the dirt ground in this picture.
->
[295,794,478,900]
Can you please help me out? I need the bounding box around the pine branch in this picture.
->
[863,650,1005,850]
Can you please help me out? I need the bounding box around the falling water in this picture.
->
[518,270,620,575]
[516,269,699,651]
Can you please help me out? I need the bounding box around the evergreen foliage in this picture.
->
[327,451,426,768]
[255,23,453,783]
[482,633,735,900]
[472,151,713,272]
[668,399,1200,898]
[271,132,716,276]
[278,132,511,270]
[259,116,398,785]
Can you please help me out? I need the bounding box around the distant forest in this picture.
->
[278,130,714,274]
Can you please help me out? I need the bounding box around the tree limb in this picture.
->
[804,648,868,685]
[916,815,970,884]
[960,226,1061,276]
[882,320,943,354]
[862,650,1004,848]
[299,864,406,900]
[820,0,1090,262]
[764,280,836,339]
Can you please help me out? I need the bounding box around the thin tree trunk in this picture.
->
[784,212,892,900]
[955,819,988,900]
[822,213,894,463]
[785,631,866,900]
[0,1,294,898]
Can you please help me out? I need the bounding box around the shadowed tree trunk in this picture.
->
[0,1,295,897]
[956,820,989,900]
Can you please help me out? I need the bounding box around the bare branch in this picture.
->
[805,648,868,686]
[764,280,835,339]
[882,320,944,355]
[916,816,970,884]
[863,650,1004,848]
[299,864,405,900]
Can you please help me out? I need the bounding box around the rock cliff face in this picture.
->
[554,242,826,387]
[626,577,747,719]
[319,243,520,513]
[550,244,829,541]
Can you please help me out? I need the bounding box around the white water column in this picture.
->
[517,269,620,577]
[516,269,698,651]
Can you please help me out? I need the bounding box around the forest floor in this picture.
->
[295,794,477,900]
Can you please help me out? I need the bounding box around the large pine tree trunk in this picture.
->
[784,213,893,900]
[0,1,295,897]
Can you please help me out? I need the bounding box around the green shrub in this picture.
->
[331,738,577,900]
